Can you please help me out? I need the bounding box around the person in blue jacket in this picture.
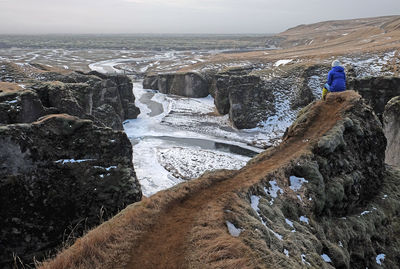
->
[322,59,346,100]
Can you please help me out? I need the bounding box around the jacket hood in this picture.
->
[332,66,345,72]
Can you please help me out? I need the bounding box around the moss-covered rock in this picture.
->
[0,114,142,268]
[230,92,399,268]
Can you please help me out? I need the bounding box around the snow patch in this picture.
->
[321,254,332,263]
[284,249,289,257]
[289,176,308,191]
[361,210,371,216]
[299,216,309,224]
[285,218,294,228]
[251,195,261,212]
[285,218,296,232]
[157,147,249,180]
[376,254,385,265]
[226,221,242,237]
[264,180,283,205]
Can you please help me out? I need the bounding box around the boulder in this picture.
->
[383,96,400,166]
[0,114,142,268]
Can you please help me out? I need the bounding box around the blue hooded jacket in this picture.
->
[327,66,346,92]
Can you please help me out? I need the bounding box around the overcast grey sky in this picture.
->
[0,0,399,34]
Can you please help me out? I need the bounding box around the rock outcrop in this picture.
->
[352,76,400,118]
[0,82,47,123]
[143,71,211,98]
[0,62,140,130]
[383,96,400,167]
[0,114,142,268]
[232,92,395,268]
[210,64,328,129]
[214,74,275,129]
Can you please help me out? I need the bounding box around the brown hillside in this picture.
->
[179,15,400,72]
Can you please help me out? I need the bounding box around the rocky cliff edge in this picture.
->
[39,91,400,269]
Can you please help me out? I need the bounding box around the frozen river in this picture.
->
[124,83,269,196]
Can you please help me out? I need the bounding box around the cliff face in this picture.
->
[383,96,400,167]
[0,63,143,268]
[351,76,400,119]
[210,64,328,129]
[143,71,210,98]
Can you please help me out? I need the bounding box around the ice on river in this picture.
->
[124,83,266,196]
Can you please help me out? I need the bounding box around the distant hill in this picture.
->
[275,15,400,51]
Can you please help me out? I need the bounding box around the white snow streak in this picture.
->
[55,159,95,164]
[274,59,293,67]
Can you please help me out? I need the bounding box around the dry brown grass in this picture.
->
[34,113,81,124]
[0,82,26,93]
[38,170,239,269]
